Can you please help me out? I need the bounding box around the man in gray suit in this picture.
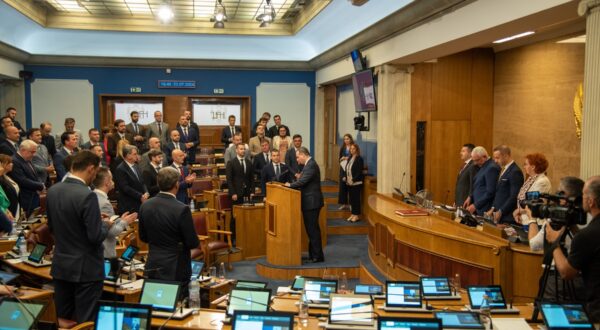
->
[224,132,250,164]
[93,167,137,258]
[139,137,167,172]
[455,143,476,207]
[28,128,54,184]
[146,111,170,146]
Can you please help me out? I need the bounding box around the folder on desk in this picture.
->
[395,209,429,217]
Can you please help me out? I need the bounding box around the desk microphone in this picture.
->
[158,298,188,330]
[394,172,407,196]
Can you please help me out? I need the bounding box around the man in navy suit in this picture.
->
[285,134,304,178]
[221,114,241,148]
[114,145,149,213]
[163,130,186,165]
[54,131,79,181]
[465,146,500,216]
[286,147,325,263]
[82,128,107,164]
[261,149,291,196]
[0,126,20,156]
[488,145,524,224]
[170,149,196,204]
[253,140,271,177]
[9,140,45,216]
[177,115,199,164]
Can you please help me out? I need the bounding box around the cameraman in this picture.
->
[546,176,600,322]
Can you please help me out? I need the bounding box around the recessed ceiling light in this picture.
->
[493,31,535,44]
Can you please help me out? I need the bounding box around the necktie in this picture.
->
[231,126,234,137]
[179,166,184,178]
[459,162,468,174]
[240,159,246,174]
[175,143,180,151]
[264,153,268,162]
[134,123,138,134]
[132,164,141,181]
[183,127,188,140]
[158,122,162,135]
[275,164,280,179]
[499,166,506,182]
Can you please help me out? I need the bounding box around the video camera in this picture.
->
[521,191,587,230]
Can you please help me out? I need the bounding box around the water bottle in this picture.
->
[298,290,309,326]
[190,199,196,212]
[189,277,200,314]
[479,294,492,330]
[17,232,27,260]
[128,260,137,282]
[219,262,226,281]
[453,273,461,294]
[339,272,348,294]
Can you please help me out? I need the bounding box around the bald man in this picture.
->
[171,149,196,204]
[139,137,167,172]
[0,126,20,156]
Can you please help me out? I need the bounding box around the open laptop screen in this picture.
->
[378,317,441,330]
[467,286,507,309]
[140,280,180,312]
[95,301,152,330]
[291,276,305,291]
[0,299,45,330]
[191,260,204,278]
[434,311,484,329]
[329,294,374,326]
[304,278,337,304]
[104,259,118,282]
[421,277,451,296]
[355,284,383,296]
[386,281,422,308]
[28,243,47,263]
[232,311,294,330]
[540,303,594,330]
[227,288,271,316]
[120,245,138,262]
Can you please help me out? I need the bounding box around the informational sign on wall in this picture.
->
[114,103,162,125]
[192,103,241,126]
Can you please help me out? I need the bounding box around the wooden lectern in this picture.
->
[265,183,303,266]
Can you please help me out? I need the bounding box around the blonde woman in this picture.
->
[109,139,129,174]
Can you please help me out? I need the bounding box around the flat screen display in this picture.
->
[352,70,377,112]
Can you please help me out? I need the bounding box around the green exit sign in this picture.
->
[130,87,142,93]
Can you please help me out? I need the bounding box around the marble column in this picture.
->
[376,64,412,194]
[579,0,600,179]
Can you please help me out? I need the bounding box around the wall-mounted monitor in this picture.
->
[352,70,377,112]
[114,103,162,125]
[192,103,241,126]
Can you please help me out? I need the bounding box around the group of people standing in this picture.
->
[337,134,365,222]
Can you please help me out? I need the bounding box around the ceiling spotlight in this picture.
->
[211,0,227,28]
[158,1,174,23]
[257,0,276,28]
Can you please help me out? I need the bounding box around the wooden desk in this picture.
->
[0,238,17,253]
[233,204,266,259]
[17,286,57,324]
[366,194,542,302]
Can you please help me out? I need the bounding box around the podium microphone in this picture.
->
[394,172,406,196]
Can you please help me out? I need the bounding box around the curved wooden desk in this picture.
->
[366,194,542,302]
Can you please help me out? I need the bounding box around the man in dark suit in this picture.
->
[465,146,500,216]
[142,149,164,197]
[488,145,524,224]
[139,137,168,173]
[9,140,45,215]
[221,114,241,148]
[163,130,186,165]
[47,151,108,323]
[115,145,149,213]
[53,131,79,181]
[40,122,57,157]
[170,149,196,204]
[176,115,199,164]
[126,111,147,153]
[146,111,170,146]
[455,143,477,207]
[260,149,291,196]
[0,126,20,156]
[139,167,200,289]
[253,140,271,177]
[82,128,107,164]
[6,107,25,138]
[226,143,254,238]
[267,114,290,138]
[286,147,324,263]
[107,119,133,160]
[183,110,200,142]
[0,116,14,141]
[286,134,304,178]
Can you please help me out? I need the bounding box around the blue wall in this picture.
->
[23,65,316,151]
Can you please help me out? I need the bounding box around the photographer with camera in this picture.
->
[546,176,600,322]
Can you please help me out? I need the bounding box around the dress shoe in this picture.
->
[303,258,324,264]
[338,205,347,210]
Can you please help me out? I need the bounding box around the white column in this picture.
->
[376,64,412,194]
[579,0,600,179]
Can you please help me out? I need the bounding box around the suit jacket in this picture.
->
[285,147,303,175]
[82,141,107,163]
[142,165,161,197]
[9,153,45,215]
[177,126,199,164]
[0,139,18,156]
[55,130,84,149]
[53,148,75,182]
[226,157,254,199]
[126,122,147,152]
[221,125,241,147]
[455,160,477,207]
[289,158,324,211]
[171,163,191,204]
[253,152,270,176]
[139,150,168,174]
[146,121,170,146]
[224,144,250,165]
[107,132,133,159]
[42,134,57,157]
[344,155,364,185]
[492,162,524,224]
[47,177,108,282]
[114,161,147,214]
[163,142,187,165]
[470,159,500,215]
[139,193,199,283]
[248,136,271,157]
[32,143,52,183]
[95,190,128,258]
[260,162,291,195]
[267,124,289,139]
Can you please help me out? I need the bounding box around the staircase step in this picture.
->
[321,181,339,193]
[327,203,351,218]
[328,218,368,235]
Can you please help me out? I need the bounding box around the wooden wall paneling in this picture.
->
[164,95,188,126]
[323,85,338,181]
[431,51,473,121]
[386,227,395,266]
[470,48,495,150]
[410,64,432,193]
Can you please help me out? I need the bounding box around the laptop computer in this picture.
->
[235,280,268,290]
[285,275,305,294]
[120,245,139,262]
[378,317,442,330]
[540,303,594,330]
[94,301,152,330]
[232,311,294,330]
[0,270,19,285]
[139,279,193,319]
[421,277,461,300]
[23,243,52,267]
[0,298,46,330]
[380,281,429,312]
[434,311,484,329]
[355,284,385,299]
[465,285,519,314]
[224,288,271,324]
[303,277,338,309]
[321,294,375,330]
[103,259,134,287]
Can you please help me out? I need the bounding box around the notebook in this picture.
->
[303,278,338,308]
[381,281,429,312]
[139,279,192,319]
[378,317,442,330]
[323,294,375,329]
[420,277,460,300]
[0,298,46,330]
[235,280,268,289]
[466,285,519,314]
[23,243,52,267]
[226,288,271,318]
[232,311,294,330]
[540,303,594,330]
[355,284,385,299]
[94,301,152,330]
[434,311,484,329]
